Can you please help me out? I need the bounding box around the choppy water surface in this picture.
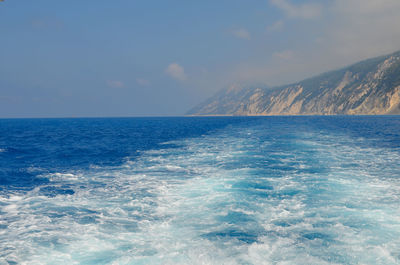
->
[0,116,400,264]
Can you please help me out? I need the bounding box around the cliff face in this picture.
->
[187,51,400,115]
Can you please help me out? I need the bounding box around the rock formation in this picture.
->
[188,51,400,115]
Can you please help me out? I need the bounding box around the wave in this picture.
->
[1,124,400,264]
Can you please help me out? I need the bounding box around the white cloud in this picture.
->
[232,28,251,40]
[166,63,187,81]
[270,0,322,19]
[136,78,150,86]
[267,20,284,32]
[273,50,294,60]
[107,80,124,88]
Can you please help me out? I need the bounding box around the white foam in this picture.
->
[46,172,81,181]
[1,124,400,264]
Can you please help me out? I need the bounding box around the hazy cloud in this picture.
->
[273,50,294,60]
[166,63,187,81]
[232,28,251,40]
[223,0,400,88]
[107,80,124,88]
[334,0,400,15]
[267,20,284,32]
[323,0,400,59]
[136,78,150,86]
[270,0,322,19]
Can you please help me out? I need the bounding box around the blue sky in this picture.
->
[1,0,400,117]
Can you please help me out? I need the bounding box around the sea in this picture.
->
[0,116,400,265]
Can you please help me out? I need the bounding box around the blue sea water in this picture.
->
[0,116,400,264]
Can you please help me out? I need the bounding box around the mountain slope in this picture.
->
[187,51,400,115]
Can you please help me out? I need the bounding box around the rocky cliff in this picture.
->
[187,51,400,115]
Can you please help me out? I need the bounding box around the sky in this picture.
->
[1,0,400,117]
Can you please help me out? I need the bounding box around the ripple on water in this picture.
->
[1,118,400,264]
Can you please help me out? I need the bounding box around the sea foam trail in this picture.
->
[1,123,400,264]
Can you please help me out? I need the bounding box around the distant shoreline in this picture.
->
[0,114,399,119]
[184,114,400,117]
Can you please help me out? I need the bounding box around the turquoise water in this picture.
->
[0,116,400,264]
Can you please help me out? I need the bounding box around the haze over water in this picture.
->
[1,116,400,264]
